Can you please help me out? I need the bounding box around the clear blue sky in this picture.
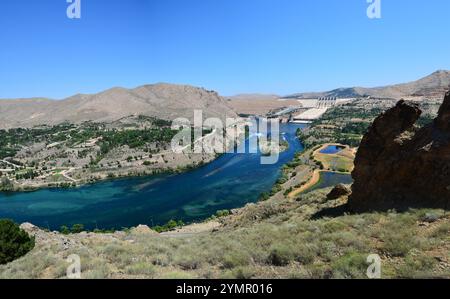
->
[1,0,450,99]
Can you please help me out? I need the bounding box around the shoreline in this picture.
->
[0,159,215,194]
[288,169,321,198]
[1,123,302,233]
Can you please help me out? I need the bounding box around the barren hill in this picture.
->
[285,70,450,99]
[0,83,237,129]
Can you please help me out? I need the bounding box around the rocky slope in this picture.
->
[349,91,450,212]
[286,70,450,99]
[0,83,237,129]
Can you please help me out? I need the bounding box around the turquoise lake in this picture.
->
[0,124,305,230]
[0,123,354,230]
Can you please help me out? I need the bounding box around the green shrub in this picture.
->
[222,251,251,269]
[381,229,422,257]
[0,219,35,265]
[331,252,367,279]
[0,177,14,192]
[125,262,156,277]
[258,192,270,202]
[71,224,85,233]
[267,244,295,266]
[216,210,231,218]
[60,225,70,235]
[430,222,450,239]
[397,254,437,278]
[153,219,185,233]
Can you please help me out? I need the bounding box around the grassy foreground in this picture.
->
[0,189,448,279]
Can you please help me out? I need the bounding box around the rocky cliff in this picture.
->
[349,91,450,212]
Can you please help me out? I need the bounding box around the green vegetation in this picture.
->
[298,105,383,149]
[153,219,185,233]
[98,128,178,156]
[215,210,231,218]
[0,177,14,192]
[0,117,177,162]
[0,219,35,265]
[0,123,76,159]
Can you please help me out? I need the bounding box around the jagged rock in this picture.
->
[422,213,440,223]
[349,91,450,212]
[20,223,39,233]
[327,184,351,200]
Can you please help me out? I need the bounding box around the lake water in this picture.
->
[319,145,345,154]
[306,171,353,193]
[0,123,309,231]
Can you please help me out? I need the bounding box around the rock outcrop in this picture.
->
[327,184,352,200]
[349,91,450,212]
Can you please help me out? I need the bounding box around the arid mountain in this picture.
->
[285,70,450,99]
[0,83,237,129]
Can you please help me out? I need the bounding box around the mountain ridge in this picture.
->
[0,83,237,129]
[284,70,450,99]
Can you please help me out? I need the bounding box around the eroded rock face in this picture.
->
[349,91,450,212]
[327,184,351,200]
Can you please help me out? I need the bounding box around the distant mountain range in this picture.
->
[284,70,450,99]
[1,70,449,129]
[0,84,237,129]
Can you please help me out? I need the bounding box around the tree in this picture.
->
[0,219,35,265]
[60,225,70,235]
[71,224,85,234]
[0,177,14,192]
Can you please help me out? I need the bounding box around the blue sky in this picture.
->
[1,0,450,99]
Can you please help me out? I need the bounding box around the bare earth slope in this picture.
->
[286,70,450,99]
[0,83,238,129]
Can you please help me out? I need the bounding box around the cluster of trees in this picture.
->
[0,219,35,265]
[59,224,85,234]
[153,219,185,233]
[0,177,14,192]
[298,106,384,149]
[0,124,76,159]
[97,128,178,157]
[341,122,371,135]
[0,117,176,161]
[15,170,39,180]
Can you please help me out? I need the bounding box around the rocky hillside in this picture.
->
[0,84,237,129]
[349,91,450,212]
[286,70,450,99]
